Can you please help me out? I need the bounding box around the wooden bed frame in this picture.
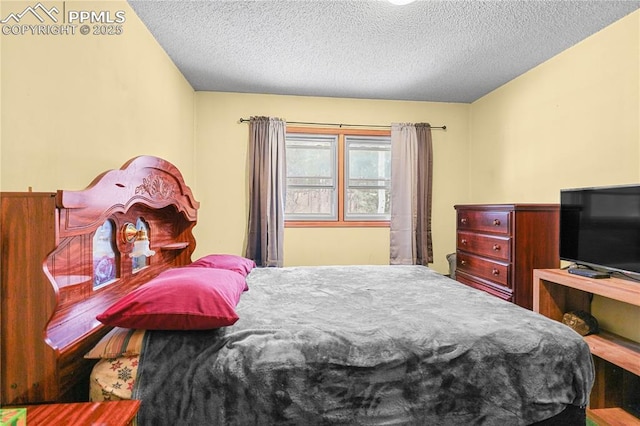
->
[1,156,199,405]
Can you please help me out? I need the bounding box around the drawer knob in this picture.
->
[493,219,501,226]
[492,268,500,276]
[461,239,467,245]
[492,244,501,251]
[460,259,467,265]
[461,218,468,225]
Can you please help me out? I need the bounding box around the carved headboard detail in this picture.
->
[1,156,199,405]
[58,156,198,234]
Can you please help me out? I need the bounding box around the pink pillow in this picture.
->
[189,254,256,277]
[97,268,247,330]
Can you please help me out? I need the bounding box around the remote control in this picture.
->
[568,268,611,279]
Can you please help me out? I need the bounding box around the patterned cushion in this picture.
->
[89,356,139,402]
[85,327,146,359]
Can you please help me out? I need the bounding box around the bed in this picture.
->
[89,264,594,425]
[1,156,593,424]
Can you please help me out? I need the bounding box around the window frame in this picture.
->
[285,127,391,228]
[285,133,338,221]
[344,135,391,222]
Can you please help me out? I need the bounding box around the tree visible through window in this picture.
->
[285,127,391,226]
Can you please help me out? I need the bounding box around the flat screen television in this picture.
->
[560,184,640,279]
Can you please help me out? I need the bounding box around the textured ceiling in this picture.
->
[128,0,639,103]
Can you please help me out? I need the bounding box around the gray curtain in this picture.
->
[415,123,434,264]
[245,116,286,267]
[390,123,433,265]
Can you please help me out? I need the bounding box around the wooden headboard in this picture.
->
[1,156,199,405]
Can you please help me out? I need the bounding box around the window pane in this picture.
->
[346,188,390,219]
[348,148,390,182]
[285,187,335,218]
[287,145,333,179]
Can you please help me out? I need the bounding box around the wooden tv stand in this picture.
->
[533,268,640,425]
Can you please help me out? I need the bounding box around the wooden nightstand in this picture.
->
[25,401,140,426]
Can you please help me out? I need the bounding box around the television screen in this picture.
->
[560,184,640,275]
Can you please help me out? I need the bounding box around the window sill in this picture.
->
[285,221,389,228]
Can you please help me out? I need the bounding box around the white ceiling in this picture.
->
[127,0,639,103]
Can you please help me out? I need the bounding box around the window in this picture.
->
[345,136,391,221]
[285,127,391,226]
[285,134,338,220]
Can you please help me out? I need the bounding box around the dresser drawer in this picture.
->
[457,210,510,235]
[456,253,510,288]
[457,231,510,261]
[456,272,513,302]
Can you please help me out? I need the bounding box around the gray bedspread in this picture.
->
[134,265,594,425]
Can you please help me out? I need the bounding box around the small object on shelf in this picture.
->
[568,268,611,279]
[0,408,26,426]
[562,310,599,336]
[161,242,190,250]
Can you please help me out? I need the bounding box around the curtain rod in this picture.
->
[238,118,446,130]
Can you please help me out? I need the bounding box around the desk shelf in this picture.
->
[533,269,640,425]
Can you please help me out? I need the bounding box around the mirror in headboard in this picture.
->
[1,156,199,405]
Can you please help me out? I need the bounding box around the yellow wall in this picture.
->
[193,92,469,273]
[469,10,640,341]
[1,1,195,192]
[469,11,639,203]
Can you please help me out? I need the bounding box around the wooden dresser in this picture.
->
[454,204,559,310]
